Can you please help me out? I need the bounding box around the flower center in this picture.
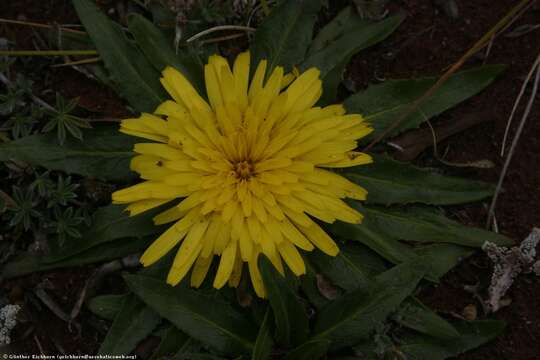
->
[234,160,254,180]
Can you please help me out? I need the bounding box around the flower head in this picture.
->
[112,52,373,297]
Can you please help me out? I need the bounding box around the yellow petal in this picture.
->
[213,238,237,289]
[190,255,213,288]
[277,240,306,275]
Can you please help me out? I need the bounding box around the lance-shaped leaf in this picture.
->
[251,307,273,360]
[313,258,426,349]
[251,0,322,74]
[307,6,368,56]
[127,14,205,94]
[45,204,167,263]
[358,204,512,247]
[398,320,506,359]
[343,154,495,205]
[73,0,166,112]
[344,65,505,141]
[395,297,459,339]
[151,325,190,360]
[414,243,474,281]
[1,236,150,279]
[88,294,129,321]
[125,274,256,356]
[303,12,404,103]
[99,295,161,355]
[283,339,331,360]
[327,219,418,266]
[0,128,136,182]
[307,243,386,292]
[259,256,309,347]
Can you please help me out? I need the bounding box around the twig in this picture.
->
[34,288,71,322]
[487,60,540,228]
[186,25,255,43]
[0,72,56,112]
[0,50,98,56]
[0,18,86,34]
[362,0,534,151]
[199,33,245,45]
[33,335,45,355]
[500,52,540,155]
[51,56,101,68]
[425,119,494,168]
[70,254,140,321]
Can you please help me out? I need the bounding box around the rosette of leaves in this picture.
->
[0,1,510,358]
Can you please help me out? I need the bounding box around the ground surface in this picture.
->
[1,0,539,358]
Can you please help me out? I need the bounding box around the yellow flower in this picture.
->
[112,52,373,297]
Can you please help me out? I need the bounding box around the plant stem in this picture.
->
[0,18,86,34]
[362,0,534,151]
[0,50,98,56]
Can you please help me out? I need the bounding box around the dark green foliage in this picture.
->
[124,274,257,356]
[8,186,41,231]
[0,127,137,182]
[251,0,322,74]
[42,94,91,145]
[73,0,167,112]
[259,256,309,347]
[343,153,496,205]
[344,65,506,141]
[0,2,510,359]
[98,295,162,355]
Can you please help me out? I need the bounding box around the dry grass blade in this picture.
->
[186,25,255,43]
[0,50,98,56]
[500,52,540,156]
[0,18,86,34]
[487,57,540,228]
[50,56,101,68]
[363,0,534,151]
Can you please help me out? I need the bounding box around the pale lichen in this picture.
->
[0,304,21,346]
[483,227,540,312]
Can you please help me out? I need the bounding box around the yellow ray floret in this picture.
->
[112,51,373,298]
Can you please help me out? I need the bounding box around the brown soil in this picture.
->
[347,1,540,359]
[1,0,540,358]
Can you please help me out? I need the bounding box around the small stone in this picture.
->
[463,304,477,321]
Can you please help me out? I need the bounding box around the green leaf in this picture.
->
[127,14,205,94]
[359,204,512,247]
[307,6,368,56]
[259,256,309,347]
[344,65,505,141]
[87,294,128,321]
[0,127,136,182]
[45,204,167,263]
[414,243,474,281]
[282,339,331,360]
[150,325,190,360]
[73,0,166,112]
[1,236,150,279]
[99,295,161,355]
[251,307,273,360]
[307,243,386,292]
[313,258,426,349]
[299,265,331,309]
[125,274,256,356]
[327,219,418,266]
[251,0,322,74]
[343,153,495,205]
[398,320,506,359]
[395,298,459,339]
[303,13,404,103]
